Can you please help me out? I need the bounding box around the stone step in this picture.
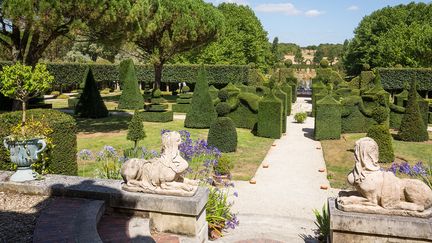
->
[33,197,105,243]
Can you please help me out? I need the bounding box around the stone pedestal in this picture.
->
[329,198,432,243]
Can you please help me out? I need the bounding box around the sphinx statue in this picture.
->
[337,137,432,217]
[120,131,199,196]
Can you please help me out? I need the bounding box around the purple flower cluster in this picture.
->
[225,214,239,229]
[77,149,93,160]
[387,162,428,176]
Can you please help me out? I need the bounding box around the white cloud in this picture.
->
[255,3,301,16]
[305,9,324,17]
[207,0,249,6]
[347,5,359,11]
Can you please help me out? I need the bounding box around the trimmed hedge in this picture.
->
[397,80,429,142]
[257,92,282,139]
[0,109,77,175]
[280,83,292,116]
[377,68,432,91]
[184,67,217,128]
[314,95,341,140]
[127,111,146,149]
[207,117,238,153]
[75,69,109,118]
[367,107,394,163]
[172,103,190,113]
[341,96,374,133]
[0,61,250,87]
[138,110,173,122]
[273,87,288,133]
[118,59,144,110]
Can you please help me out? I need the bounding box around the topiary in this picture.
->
[75,69,109,118]
[118,59,144,110]
[153,89,162,98]
[257,92,282,139]
[181,85,190,93]
[57,94,69,99]
[314,95,342,140]
[362,63,371,71]
[184,66,217,128]
[213,155,234,175]
[127,111,146,149]
[51,91,60,97]
[280,83,292,115]
[218,89,229,102]
[320,59,329,68]
[397,80,429,142]
[207,117,237,153]
[294,112,307,123]
[216,102,231,117]
[367,106,394,163]
[273,87,287,133]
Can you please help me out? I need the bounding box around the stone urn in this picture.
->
[3,138,47,182]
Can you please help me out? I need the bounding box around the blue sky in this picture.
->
[205,0,430,46]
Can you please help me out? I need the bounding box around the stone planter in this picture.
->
[3,138,46,182]
[212,174,231,187]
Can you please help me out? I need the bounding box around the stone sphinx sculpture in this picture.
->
[120,131,199,196]
[337,137,432,217]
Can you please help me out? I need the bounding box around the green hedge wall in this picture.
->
[138,111,173,122]
[273,87,288,133]
[280,83,292,116]
[257,93,282,139]
[0,109,77,175]
[377,68,432,91]
[341,96,374,133]
[314,95,342,140]
[0,61,250,87]
[172,103,190,113]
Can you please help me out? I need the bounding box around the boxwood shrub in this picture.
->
[0,109,77,175]
[118,59,144,110]
[367,107,394,163]
[314,95,342,140]
[280,83,292,116]
[273,87,288,133]
[207,117,238,152]
[257,92,282,139]
[377,68,432,92]
[172,103,190,113]
[138,110,173,122]
[75,69,109,118]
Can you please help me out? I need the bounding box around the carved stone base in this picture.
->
[329,198,432,243]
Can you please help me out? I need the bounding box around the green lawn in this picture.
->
[321,132,432,189]
[76,118,274,181]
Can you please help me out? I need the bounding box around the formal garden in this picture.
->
[0,0,432,242]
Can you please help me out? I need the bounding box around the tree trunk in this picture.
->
[21,101,27,135]
[153,63,163,91]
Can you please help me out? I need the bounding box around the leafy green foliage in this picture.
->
[397,80,429,142]
[0,109,77,175]
[367,124,395,163]
[172,104,190,113]
[294,112,307,123]
[280,83,292,116]
[319,59,329,68]
[127,111,146,149]
[377,68,432,92]
[273,87,288,133]
[118,59,144,110]
[213,155,234,175]
[341,96,374,133]
[208,117,238,153]
[185,67,217,128]
[343,2,432,74]
[313,204,330,242]
[216,103,231,117]
[315,95,342,140]
[258,92,282,139]
[75,69,109,118]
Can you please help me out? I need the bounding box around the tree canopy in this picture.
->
[343,2,432,74]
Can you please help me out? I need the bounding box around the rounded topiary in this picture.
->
[397,80,429,141]
[118,59,144,110]
[216,102,231,117]
[75,69,109,118]
[207,117,237,153]
[371,106,389,125]
[181,86,190,93]
[320,59,329,68]
[153,89,162,98]
[362,63,371,71]
[367,124,394,163]
[248,62,256,69]
[218,89,229,102]
[214,155,234,175]
[127,111,146,149]
[184,66,217,128]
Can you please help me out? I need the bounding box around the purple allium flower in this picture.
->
[161,129,171,135]
[233,191,238,197]
[412,162,427,176]
[399,162,411,175]
[388,163,399,175]
[77,149,93,160]
[103,145,117,156]
[226,214,239,229]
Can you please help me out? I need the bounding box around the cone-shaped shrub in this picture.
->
[314,94,341,140]
[273,87,287,133]
[118,59,144,110]
[127,111,146,149]
[367,106,394,163]
[257,92,282,139]
[208,91,237,152]
[397,80,429,142]
[75,69,108,118]
[185,66,217,128]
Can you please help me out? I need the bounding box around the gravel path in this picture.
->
[0,192,52,243]
[217,97,336,242]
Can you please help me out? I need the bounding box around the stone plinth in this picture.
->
[329,198,432,243]
[0,171,208,242]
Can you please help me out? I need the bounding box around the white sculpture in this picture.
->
[120,131,198,196]
[338,137,432,217]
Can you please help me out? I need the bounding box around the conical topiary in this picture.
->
[127,111,146,149]
[257,91,283,139]
[118,59,144,110]
[397,80,429,142]
[75,68,109,118]
[184,66,217,128]
[367,106,394,163]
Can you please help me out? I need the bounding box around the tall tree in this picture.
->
[0,0,130,66]
[130,0,224,90]
[271,37,281,65]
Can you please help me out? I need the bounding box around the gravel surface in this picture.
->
[0,192,52,243]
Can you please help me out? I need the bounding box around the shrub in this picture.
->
[313,204,330,242]
[284,59,293,68]
[68,97,79,109]
[362,63,371,71]
[314,95,341,140]
[257,92,282,139]
[118,59,144,110]
[185,66,217,128]
[181,85,190,93]
[320,59,329,68]
[75,69,109,118]
[367,106,394,163]
[397,80,429,142]
[138,110,173,122]
[153,89,162,98]
[100,89,110,95]
[56,94,69,99]
[51,91,60,97]
[127,111,146,149]
[0,109,77,175]
[218,89,229,102]
[172,103,190,113]
[207,117,238,152]
[273,87,288,133]
[377,68,432,92]
[294,112,307,123]
[213,155,234,175]
[216,102,231,117]
[341,96,374,133]
[281,83,292,115]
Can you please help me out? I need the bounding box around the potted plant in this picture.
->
[0,63,54,182]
